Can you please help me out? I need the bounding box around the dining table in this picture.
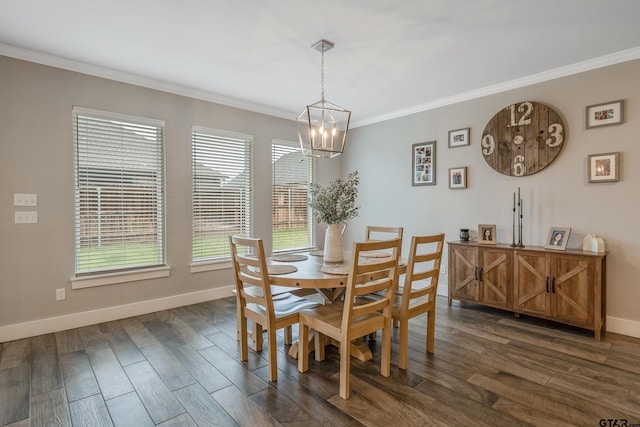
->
[266,250,406,362]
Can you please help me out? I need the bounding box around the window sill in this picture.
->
[71,266,171,289]
[190,260,232,273]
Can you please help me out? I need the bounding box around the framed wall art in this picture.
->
[448,128,470,148]
[545,227,571,250]
[588,152,619,183]
[412,141,436,186]
[448,166,467,189]
[478,224,496,245]
[585,99,624,129]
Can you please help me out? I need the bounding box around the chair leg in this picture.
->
[339,339,351,399]
[398,317,409,370]
[314,330,325,361]
[239,314,248,361]
[284,326,292,345]
[268,328,278,382]
[426,309,436,354]
[254,323,263,351]
[298,322,309,373]
[381,320,391,377]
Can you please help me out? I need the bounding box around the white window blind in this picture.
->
[73,107,166,275]
[272,141,315,253]
[192,127,253,263]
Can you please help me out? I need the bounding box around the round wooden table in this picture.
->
[267,251,406,361]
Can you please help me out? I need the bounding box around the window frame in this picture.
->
[71,106,168,288]
[190,126,254,271]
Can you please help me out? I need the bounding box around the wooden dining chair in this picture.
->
[230,235,320,382]
[365,225,404,260]
[298,238,401,399]
[392,233,444,369]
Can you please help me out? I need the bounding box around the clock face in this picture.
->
[481,101,565,176]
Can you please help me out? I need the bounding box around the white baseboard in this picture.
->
[2,286,638,342]
[0,286,235,343]
[606,316,640,339]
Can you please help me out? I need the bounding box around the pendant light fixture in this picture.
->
[297,39,351,158]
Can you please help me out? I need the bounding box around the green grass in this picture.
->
[78,227,311,272]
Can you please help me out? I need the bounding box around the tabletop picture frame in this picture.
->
[478,224,496,245]
[588,152,619,183]
[545,227,571,250]
[448,127,470,148]
[585,99,624,129]
[448,166,467,189]
[412,141,436,186]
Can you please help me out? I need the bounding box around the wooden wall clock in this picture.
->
[481,101,565,176]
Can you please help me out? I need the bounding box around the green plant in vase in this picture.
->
[309,171,359,262]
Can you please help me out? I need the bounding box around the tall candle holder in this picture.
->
[517,187,525,248]
[510,191,517,247]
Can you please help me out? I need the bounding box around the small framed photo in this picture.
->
[448,128,470,148]
[478,224,496,245]
[545,227,571,250]
[588,152,619,183]
[585,100,624,129]
[412,141,436,186]
[449,166,467,189]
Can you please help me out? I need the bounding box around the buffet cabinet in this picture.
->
[448,241,607,340]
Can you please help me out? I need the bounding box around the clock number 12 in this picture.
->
[508,102,533,127]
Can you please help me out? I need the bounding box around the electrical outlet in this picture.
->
[14,211,38,224]
[14,193,38,207]
[56,288,66,301]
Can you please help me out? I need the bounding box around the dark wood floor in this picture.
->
[1,295,639,426]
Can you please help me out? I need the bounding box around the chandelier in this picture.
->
[297,40,351,158]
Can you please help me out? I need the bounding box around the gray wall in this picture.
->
[341,59,640,334]
[0,56,339,331]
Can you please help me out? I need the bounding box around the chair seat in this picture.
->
[300,302,386,341]
[247,293,321,318]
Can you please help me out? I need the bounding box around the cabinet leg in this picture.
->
[514,313,520,318]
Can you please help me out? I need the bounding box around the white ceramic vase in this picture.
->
[323,223,346,263]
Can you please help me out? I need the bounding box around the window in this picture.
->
[73,107,166,277]
[192,127,253,264]
[272,140,315,252]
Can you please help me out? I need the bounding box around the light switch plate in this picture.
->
[15,211,38,224]
[14,193,38,207]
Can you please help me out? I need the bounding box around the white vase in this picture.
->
[324,223,346,263]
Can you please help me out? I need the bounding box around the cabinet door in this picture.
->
[551,255,593,326]
[514,251,550,316]
[449,245,479,302]
[480,248,512,309]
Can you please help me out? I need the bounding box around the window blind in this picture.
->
[272,141,315,252]
[73,107,166,275]
[192,127,253,262]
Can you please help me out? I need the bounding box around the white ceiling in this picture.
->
[2,0,640,127]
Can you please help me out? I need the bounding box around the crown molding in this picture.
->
[0,43,296,121]
[3,43,639,128]
[351,46,640,128]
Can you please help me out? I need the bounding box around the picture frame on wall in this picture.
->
[412,141,436,186]
[585,99,624,129]
[545,227,571,250]
[588,152,619,183]
[477,224,496,245]
[448,166,467,189]
[448,128,470,148]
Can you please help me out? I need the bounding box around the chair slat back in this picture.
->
[401,234,445,309]
[343,238,401,330]
[230,236,274,312]
[365,225,404,258]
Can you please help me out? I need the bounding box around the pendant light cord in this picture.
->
[320,42,325,102]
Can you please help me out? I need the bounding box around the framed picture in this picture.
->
[545,227,571,250]
[412,141,436,186]
[448,166,467,189]
[585,100,624,129]
[448,128,470,148]
[588,152,619,183]
[478,224,496,245]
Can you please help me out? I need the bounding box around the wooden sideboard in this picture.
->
[447,241,607,340]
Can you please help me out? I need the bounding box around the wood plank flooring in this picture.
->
[1,296,639,426]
